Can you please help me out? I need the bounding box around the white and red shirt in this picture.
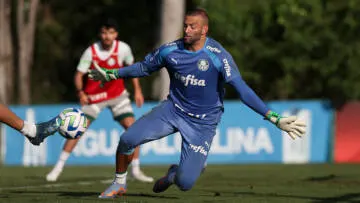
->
[77,40,134,104]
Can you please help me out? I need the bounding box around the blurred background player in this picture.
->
[46,19,153,183]
[0,103,59,146]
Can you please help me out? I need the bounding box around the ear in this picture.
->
[202,25,208,35]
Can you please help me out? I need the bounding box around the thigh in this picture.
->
[108,91,134,121]
[120,101,178,148]
[81,103,103,121]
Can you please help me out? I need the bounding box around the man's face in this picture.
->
[183,15,207,45]
[100,27,118,47]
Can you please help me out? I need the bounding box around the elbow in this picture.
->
[138,62,152,76]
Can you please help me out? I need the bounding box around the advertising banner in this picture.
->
[1,101,333,166]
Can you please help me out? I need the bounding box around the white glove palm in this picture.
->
[267,111,306,139]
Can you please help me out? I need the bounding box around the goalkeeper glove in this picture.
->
[88,62,119,82]
[266,111,306,139]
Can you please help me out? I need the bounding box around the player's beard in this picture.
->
[183,34,201,46]
[102,39,113,50]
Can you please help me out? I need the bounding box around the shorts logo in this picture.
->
[107,58,116,66]
[189,144,208,156]
[197,59,209,71]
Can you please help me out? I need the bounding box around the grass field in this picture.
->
[0,164,360,203]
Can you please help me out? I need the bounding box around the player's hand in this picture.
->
[78,91,89,106]
[134,90,144,107]
[88,62,119,85]
[266,111,306,139]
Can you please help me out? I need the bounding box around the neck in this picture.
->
[101,42,113,51]
[185,36,206,52]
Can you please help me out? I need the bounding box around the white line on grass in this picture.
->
[0,179,113,191]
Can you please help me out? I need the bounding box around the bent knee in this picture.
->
[175,174,196,191]
[117,136,136,154]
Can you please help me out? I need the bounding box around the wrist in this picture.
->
[77,89,85,96]
[266,110,281,125]
[112,69,120,79]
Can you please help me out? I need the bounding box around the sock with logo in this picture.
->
[20,121,37,138]
[114,172,127,184]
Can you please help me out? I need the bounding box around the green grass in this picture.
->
[0,164,360,203]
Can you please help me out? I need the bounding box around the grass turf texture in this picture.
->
[0,164,360,203]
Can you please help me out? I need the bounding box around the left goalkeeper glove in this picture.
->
[266,111,306,139]
[88,62,119,82]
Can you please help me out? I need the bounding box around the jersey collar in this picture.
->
[181,37,209,54]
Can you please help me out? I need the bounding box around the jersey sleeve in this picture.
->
[119,41,134,66]
[141,44,173,73]
[76,47,92,73]
[218,51,241,82]
[117,43,176,77]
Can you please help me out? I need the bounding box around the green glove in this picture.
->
[88,62,119,82]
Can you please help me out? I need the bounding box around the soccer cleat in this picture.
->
[46,168,63,182]
[98,182,127,198]
[153,164,178,193]
[28,116,60,146]
[130,170,154,183]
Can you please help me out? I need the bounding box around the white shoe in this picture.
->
[46,168,63,182]
[130,170,154,183]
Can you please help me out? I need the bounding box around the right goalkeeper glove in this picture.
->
[266,111,306,140]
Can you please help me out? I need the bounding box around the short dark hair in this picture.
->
[185,8,209,24]
[100,18,119,31]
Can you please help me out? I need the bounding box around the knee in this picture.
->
[174,173,196,191]
[117,136,135,155]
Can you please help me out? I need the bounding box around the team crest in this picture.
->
[197,59,209,71]
[107,58,116,66]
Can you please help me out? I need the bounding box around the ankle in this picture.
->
[167,172,176,183]
[115,172,127,184]
[20,121,36,138]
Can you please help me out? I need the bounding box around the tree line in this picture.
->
[1,0,359,108]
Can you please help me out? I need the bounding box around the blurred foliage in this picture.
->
[31,0,360,106]
[198,0,360,106]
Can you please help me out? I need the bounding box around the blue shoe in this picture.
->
[28,116,60,146]
[98,182,127,198]
[153,164,178,193]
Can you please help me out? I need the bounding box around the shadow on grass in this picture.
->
[232,191,360,203]
[9,190,178,199]
[305,174,337,182]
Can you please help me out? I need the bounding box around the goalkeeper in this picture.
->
[89,8,306,198]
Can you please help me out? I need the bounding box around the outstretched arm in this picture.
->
[228,77,306,139]
[217,50,306,139]
[228,76,269,116]
[88,45,168,81]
